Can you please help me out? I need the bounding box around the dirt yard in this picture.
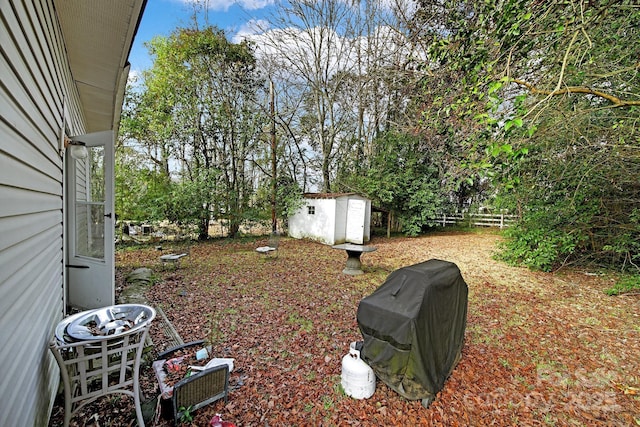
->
[50,230,639,426]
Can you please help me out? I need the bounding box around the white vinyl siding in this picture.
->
[0,0,85,426]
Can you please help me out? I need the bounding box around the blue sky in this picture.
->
[129,0,275,72]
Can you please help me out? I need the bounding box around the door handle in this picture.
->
[66,264,90,269]
[104,213,112,218]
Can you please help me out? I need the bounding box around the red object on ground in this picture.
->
[165,356,185,373]
[210,414,236,427]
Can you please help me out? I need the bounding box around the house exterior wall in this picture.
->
[288,198,338,245]
[0,1,85,425]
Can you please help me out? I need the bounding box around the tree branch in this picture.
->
[512,79,640,107]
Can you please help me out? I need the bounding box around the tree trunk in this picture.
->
[198,216,208,240]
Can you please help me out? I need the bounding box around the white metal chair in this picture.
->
[49,320,153,426]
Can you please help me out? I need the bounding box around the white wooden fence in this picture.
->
[431,213,517,229]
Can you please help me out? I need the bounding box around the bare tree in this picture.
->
[249,0,429,191]
[252,0,363,191]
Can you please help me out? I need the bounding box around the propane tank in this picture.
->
[341,342,376,399]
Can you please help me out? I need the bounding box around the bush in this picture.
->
[496,208,582,272]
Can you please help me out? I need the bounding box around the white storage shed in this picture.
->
[288,193,372,245]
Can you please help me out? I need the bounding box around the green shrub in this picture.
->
[497,230,576,272]
[496,212,580,272]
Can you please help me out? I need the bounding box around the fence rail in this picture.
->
[431,213,517,229]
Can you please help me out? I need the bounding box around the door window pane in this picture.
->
[75,146,105,259]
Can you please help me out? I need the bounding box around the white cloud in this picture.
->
[127,69,141,83]
[238,0,276,10]
[179,0,275,12]
[243,23,424,81]
[232,19,271,43]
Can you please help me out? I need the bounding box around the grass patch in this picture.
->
[287,313,314,333]
[321,395,334,410]
[466,323,504,346]
[605,274,640,296]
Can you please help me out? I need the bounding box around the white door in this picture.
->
[66,130,115,310]
[345,199,366,244]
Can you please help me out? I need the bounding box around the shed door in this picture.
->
[346,199,366,244]
[65,130,115,310]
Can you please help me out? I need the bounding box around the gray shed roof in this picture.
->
[303,192,362,199]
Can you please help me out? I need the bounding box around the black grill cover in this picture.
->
[357,259,468,402]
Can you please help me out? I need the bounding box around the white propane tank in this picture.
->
[341,342,376,399]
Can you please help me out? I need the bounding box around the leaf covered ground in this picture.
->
[50,231,639,426]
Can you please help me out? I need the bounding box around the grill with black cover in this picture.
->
[357,259,468,407]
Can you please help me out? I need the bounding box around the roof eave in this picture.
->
[54,0,147,132]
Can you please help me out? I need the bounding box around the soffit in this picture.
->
[54,0,146,132]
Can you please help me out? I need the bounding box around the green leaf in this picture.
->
[488,81,503,95]
[504,120,514,131]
